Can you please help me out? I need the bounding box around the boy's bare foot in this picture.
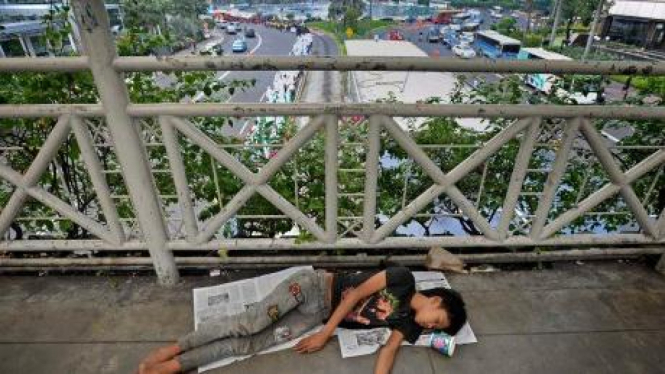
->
[138,359,181,374]
[148,359,182,374]
[140,344,181,370]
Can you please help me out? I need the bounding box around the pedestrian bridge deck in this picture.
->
[1,261,663,374]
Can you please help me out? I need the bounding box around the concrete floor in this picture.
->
[1,261,664,374]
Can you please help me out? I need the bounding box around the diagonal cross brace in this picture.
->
[371,116,535,243]
[0,115,120,244]
[578,119,657,237]
[542,148,665,239]
[164,115,327,244]
[530,118,582,240]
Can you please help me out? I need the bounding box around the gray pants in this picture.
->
[177,268,330,372]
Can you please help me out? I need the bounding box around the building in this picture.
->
[601,0,665,50]
[345,39,485,131]
[0,1,122,57]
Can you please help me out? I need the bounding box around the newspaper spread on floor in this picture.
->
[338,271,477,358]
[193,266,320,373]
[192,267,477,372]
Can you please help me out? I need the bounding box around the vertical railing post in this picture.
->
[325,115,339,243]
[656,210,665,274]
[71,0,179,285]
[362,115,381,242]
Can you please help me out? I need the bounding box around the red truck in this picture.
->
[433,10,461,25]
[388,29,404,40]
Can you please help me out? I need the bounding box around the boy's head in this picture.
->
[414,288,467,336]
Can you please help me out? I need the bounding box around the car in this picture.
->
[453,43,477,59]
[232,39,248,53]
[226,24,238,34]
[216,20,228,29]
[441,30,458,47]
[200,42,224,56]
[449,24,462,32]
[461,21,480,31]
[460,32,475,44]
[245,28,256,38]
[427,28,440,42]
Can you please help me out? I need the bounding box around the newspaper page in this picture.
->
[193,266,318,372]
[338,327,391,358]
[335,271,477,354]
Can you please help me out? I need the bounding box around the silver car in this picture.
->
[453,43,477,59]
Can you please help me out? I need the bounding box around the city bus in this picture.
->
[474,30,521,59]
[518,47,602,104]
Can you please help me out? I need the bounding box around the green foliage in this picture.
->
[522,33,544,47]
[119,0,208,52]
[448,0,520,10]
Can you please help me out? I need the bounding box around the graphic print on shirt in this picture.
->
[342,287,400,326]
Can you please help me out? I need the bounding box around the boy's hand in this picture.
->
[293,331,330,354]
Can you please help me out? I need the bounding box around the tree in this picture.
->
[560,0,598,42]
[492,17,520,38]
[526,0,534,33]
[328,0,365,30]
[120,0,170,34]
[0,8,252,241]
[120,0,208,47]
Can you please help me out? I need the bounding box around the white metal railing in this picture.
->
[1,0,664,284]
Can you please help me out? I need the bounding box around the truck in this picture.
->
[433,10,461,24]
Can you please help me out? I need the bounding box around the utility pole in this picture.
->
[583,0,604,61]
[549,0,563,47]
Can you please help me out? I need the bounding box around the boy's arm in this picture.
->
[294,270,388,353]
[374,329,404,374]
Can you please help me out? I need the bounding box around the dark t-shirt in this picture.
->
[331,266,423,344]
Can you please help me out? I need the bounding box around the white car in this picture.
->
[453,43,477,59]
[449,24,462,32]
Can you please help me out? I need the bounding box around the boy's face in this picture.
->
[414,296,450,330]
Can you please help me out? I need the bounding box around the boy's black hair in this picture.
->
[377,260,467,336]
[418,287,467,336]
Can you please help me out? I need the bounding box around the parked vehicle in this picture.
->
[453,43,477,59]
[232,39,248,53]
[200,42,224,56]
[461,21,480,31]
[442,31,458,48]
[433,10,461,24]
[474,30,522,59]
[389,29,404,41]
[427,28,440,42]
[518,47,602,104]
[460,32,475,44]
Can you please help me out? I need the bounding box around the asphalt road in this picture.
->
[308,28,340,102]
[375,22,503,86]
[224,24,298,103]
